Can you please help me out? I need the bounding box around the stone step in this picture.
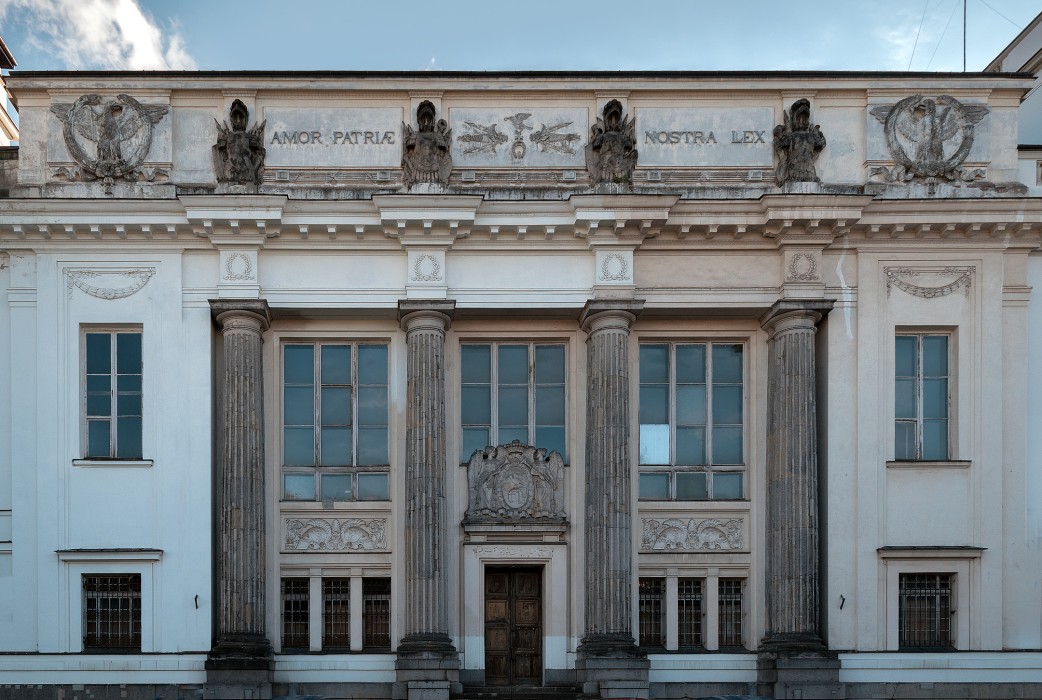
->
[456,685,581,700]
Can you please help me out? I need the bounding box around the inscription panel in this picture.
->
[263,108,402,167]
[636,107,775,167]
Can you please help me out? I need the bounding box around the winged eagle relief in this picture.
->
[50,94,169,192]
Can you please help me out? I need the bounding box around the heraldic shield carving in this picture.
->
[465,440,566,523]
[50,94,169,191]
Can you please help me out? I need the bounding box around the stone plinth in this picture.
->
[577,300,647,697]
[757,299,841,697]
[395,300,460,700]
[206,299,273,691]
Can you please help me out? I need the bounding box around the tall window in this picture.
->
[895,334,950,460]
[362,578,392,649]
[638,578,665,648]
[718,578,745,648]
[84,331,142,459]
[323,578,351,649]
[677,578,703,648]
[282,343,389,501]
[83,574,141,651]
[899,573,954,650]
[281,578,310,650]
[460,343,566,461]
[639,343,744,500]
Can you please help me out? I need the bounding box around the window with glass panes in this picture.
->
[84,331,143,459]
[638,343,744,500]
[282,343,389,501]
[895,334,950,460]
[460,343,566,462]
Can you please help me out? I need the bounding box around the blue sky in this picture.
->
[0,0,1039,72]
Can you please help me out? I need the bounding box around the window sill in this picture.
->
[73,458,153,469]
[886,460,971,470]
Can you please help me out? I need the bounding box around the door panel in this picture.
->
[484,566,543,686]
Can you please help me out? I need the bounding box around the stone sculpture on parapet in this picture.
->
[402,100,452,187]
[773,98,826,184]
[213,99,266,189]
[586,99,638,185]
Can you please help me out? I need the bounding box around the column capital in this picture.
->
[398,299,456,333]
[580,299,644,334]
[760,298,833,337]
[209,298,271,332]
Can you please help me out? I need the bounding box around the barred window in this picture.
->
[84,331,143,459]
[638,578,665,648]
[460,343,566,462]
[899,573,954,650]
[639,343,744,500]
[718,578,744,648]
[281,578,310,650]
[362,578,391,649]
[677,578,703,648]
[83,574,141,651]
[323,578,350,650]
[282,343,390,502]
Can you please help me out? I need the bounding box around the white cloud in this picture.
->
[0,0,197,70]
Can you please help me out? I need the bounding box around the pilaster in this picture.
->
[206,298,273,697]
[576,299,649,699]
[757,299,842,699]
[395,300,460,700]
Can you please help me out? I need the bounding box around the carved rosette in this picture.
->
[640,517,744,551]
[465,441,566,522]
[285,518,388,551]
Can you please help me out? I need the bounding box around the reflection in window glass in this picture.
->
[84,331,142,459]
[894,334,949,461]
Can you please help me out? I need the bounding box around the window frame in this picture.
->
[459,341,568,463]
[637,341,747,501]
[278,574,392,653]
[81,327,144,460]
[636,573,747,652]
[280,341,391,503]
[894,331,953,461]
[881,552,975,651]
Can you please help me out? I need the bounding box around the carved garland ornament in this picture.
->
[787,252,818,281]
[65,268,156,300]
[600,252,629,281]
[640,517,744,551]
[223,253,254,281]
[285,518,387,551]
[884,266,974,299]
[412,253,442,282]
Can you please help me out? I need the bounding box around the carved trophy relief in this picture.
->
[465,441,566,523]
[402,100,452,187]
[213,99,266,188]
[870,95,988,184]
[774,99,825,184]
[586,99,638,185]
[640,517,744,551]
[50,94,169,193]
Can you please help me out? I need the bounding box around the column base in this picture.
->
[576,636,649,699]
[394,635,461,700]
[757,639,844,700]
[205,635,273,699]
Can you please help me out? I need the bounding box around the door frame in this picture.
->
[483,564,544,686]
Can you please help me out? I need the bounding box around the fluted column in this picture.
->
[578,300,643,656]
[397,300,457,657]
[760,300,831,651]
[208,299,272,668]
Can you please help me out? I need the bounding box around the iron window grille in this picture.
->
[460,343,566,462]
[82,574,141,651]
[282,343,390,502]
[895,334,950,460]
[718,578,745,648]
[362,578,391,650]
[638,343,745,500]
[281,578,310,650]
[638,578,665,648]
[83,331,143,459]
[677,578,704,648]
[322,578,351,649]
[899,573,954,650]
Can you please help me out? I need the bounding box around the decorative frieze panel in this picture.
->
[465,441,566,523]
[640,517,744,551]
[884,266,974,299]
[64,267,155,300]
[451,108,587,167]
[284,517,388,551]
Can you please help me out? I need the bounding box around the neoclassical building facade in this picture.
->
[0,67,1041,700]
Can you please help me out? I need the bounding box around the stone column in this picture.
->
[207,300,272,687]
[758,299,841,698]
[395,300,459,700]
[577,300,648,699]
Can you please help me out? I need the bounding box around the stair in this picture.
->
[456,685,582,700]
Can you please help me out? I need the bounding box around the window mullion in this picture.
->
[490,344,499,444]
[705,344,714,498]
[916,335,924,460]
[351,345,358,469]
[528,343,536,445]
[110,334,118,457]
[669,345,677,498]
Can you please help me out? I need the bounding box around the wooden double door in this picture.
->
[484,566,542,686]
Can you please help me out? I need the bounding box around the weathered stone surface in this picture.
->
[774,99,826,184]
[465,440,565,523]
[213,99,265,187]
[402,100,452,188]
[587,99,638,185]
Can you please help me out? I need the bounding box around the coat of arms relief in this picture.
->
[465,441,566,523]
